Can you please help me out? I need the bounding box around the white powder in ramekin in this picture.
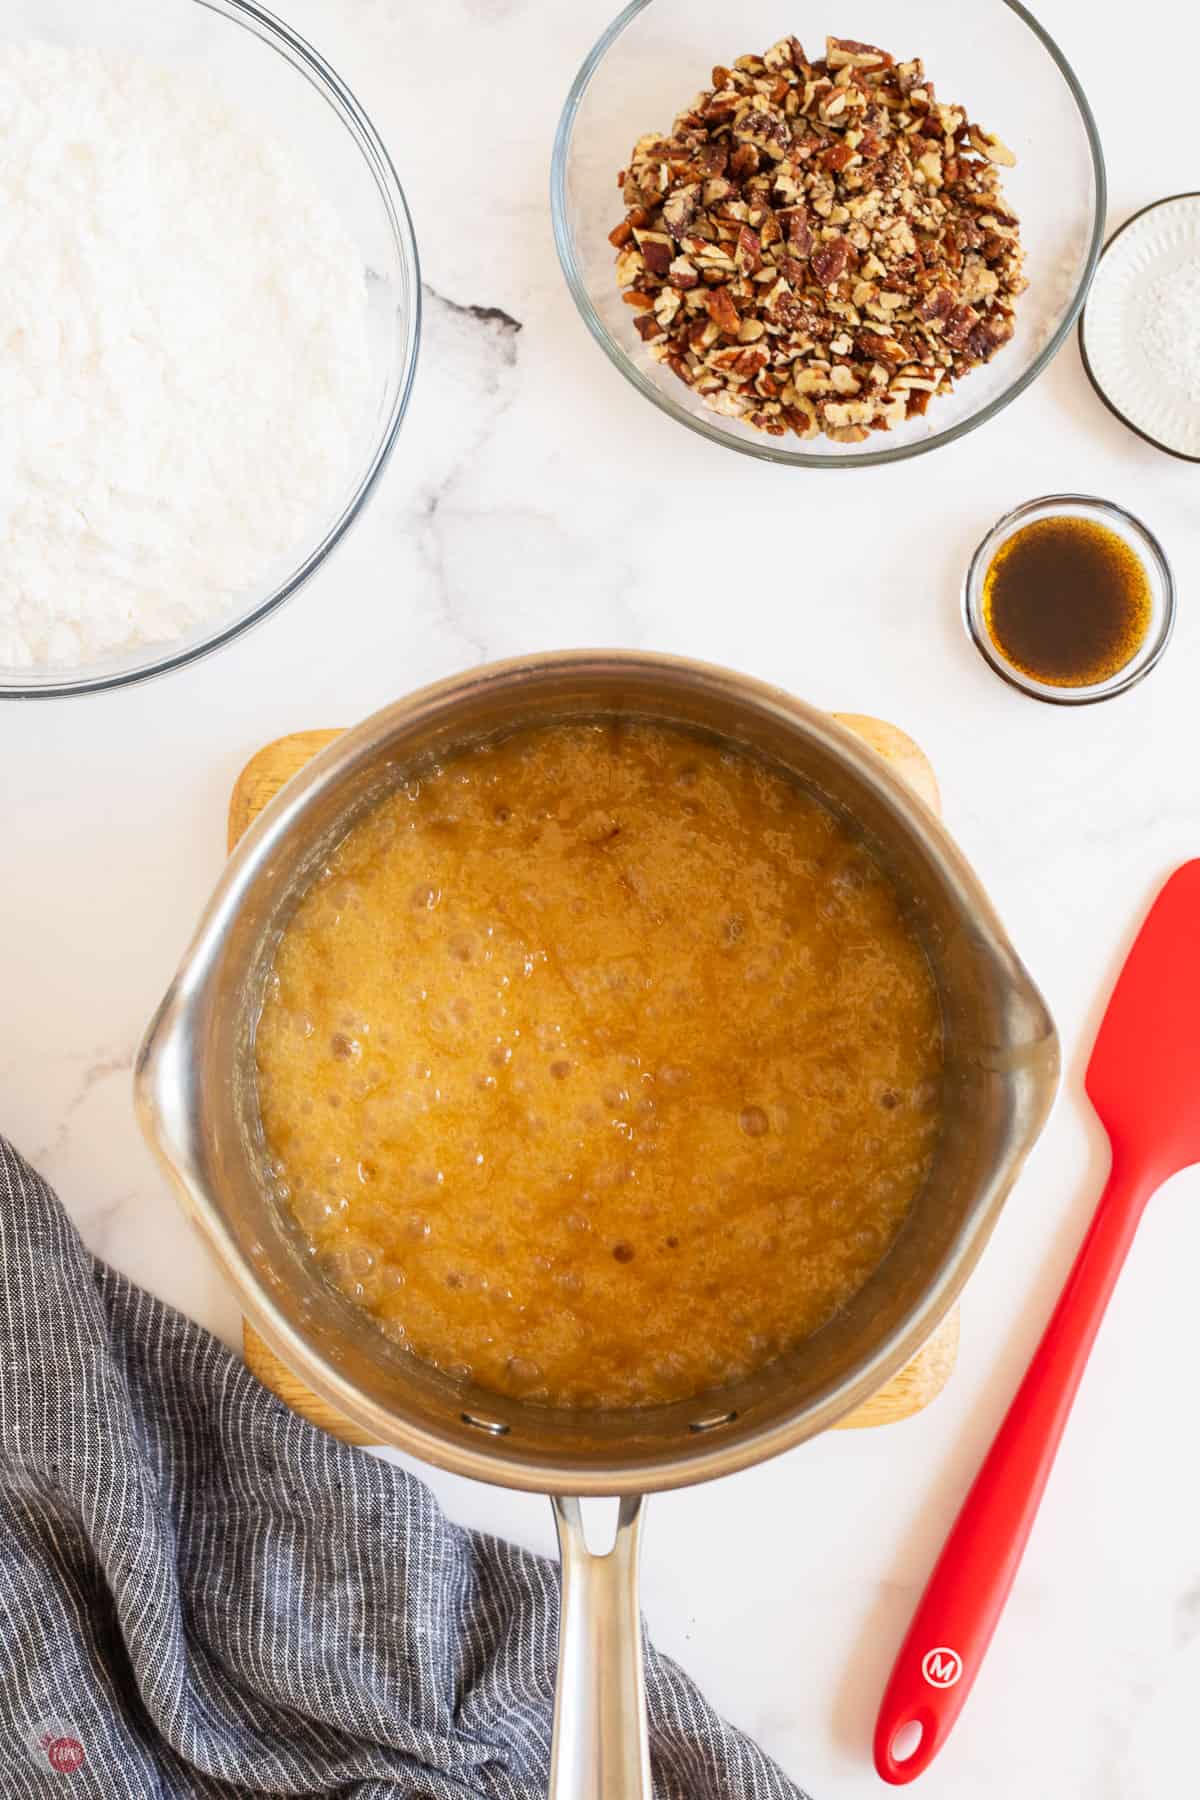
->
[1141,261,1200,406]
[0,44,372,670]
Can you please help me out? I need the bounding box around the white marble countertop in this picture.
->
[3,0,1200,1793]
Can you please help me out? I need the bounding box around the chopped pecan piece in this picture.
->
[827,36,892,71]
[966,315,1013,359]
[703,285,742,335]
[823,397,876,426]
[703,88,741,123]
[634,230,674,277]
[895,58,925,96]
[821,141,856,173]
[916,286,955,323]
[737,108,791,160]
[778,206,813,256]
[661,187,700,239]
[857,328,905,362]
[729,142,760,181]
[968,125,1016,166]
[811,236,850,286]
[942,302,979,348]
[734,226,763,275]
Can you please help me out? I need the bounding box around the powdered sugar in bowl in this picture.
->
[1079,193,1200,460]
[0,0,419,698]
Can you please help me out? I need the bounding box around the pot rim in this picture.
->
[136,650,1059,1494]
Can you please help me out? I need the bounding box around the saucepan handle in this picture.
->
[549,1494,651,1800]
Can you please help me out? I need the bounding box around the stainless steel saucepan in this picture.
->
[136,651,1059,1798]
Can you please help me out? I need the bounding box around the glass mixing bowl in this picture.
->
[2,0,420,698]
[552,0,1105,469]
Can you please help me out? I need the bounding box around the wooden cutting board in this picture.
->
[232,718,959,1443]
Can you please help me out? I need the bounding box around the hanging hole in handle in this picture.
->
[890,1720,923,1764]
[462,1411,509,1435]
[689,1409,738,1433]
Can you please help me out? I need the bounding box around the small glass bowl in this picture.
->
[963,494,1175,704]
[1,0,420,699]
[551,0,1106,469]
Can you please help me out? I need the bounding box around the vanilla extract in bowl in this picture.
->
[964,496,1175,704]
[985,516,1149,685]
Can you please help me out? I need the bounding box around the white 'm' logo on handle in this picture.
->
[921,1647,963,1689]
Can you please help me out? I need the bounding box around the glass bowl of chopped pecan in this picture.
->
[552,1,1105,465]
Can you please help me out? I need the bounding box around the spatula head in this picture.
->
[1086,860,1200,1175]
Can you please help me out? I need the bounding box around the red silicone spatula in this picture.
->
[874,860,1200,1784]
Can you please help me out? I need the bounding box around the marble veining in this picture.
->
[405,284,526,660]
[21,1049,133,1185]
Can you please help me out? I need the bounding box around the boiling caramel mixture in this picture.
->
[256,722,943,1408]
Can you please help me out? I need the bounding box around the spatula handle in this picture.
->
[874,1155,1151,1783]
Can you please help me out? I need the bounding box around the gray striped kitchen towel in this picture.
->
[0,1136,809,1799]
